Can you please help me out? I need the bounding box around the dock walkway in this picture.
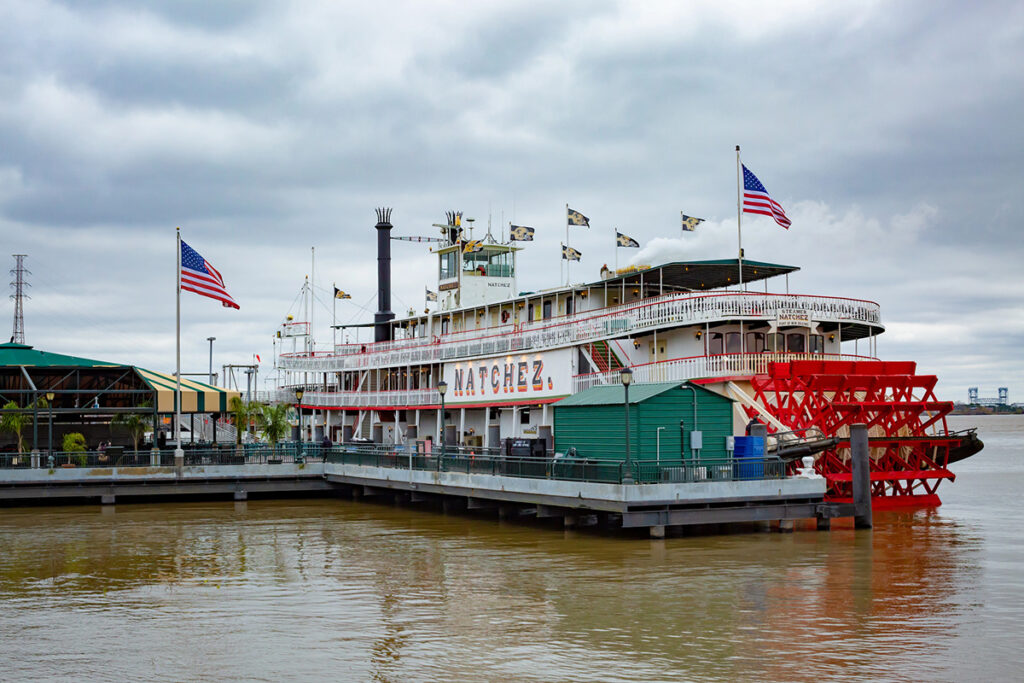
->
[0,445,852,535]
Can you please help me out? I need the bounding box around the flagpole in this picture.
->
[332,281,337,350]
[564,203,569,286]
[614,230,618,272]
[311,246,315,354]
[175,228,183,466]
[736,145,744,291]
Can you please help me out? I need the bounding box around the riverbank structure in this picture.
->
[0,342,239,453]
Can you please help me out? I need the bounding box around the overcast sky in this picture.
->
[2,0,1022,402]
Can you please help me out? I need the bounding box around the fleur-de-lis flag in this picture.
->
[567,207,590,228]
[463,240,484,253]
[334,287,352,300]
[425,287,438,302]
[616,231,640,248]
[509,225,535,241]
[562,244,582,261]
[681,213,705,232]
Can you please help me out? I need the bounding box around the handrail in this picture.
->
[280,291,883,372]
[325,445,788,485]
[572,352,880,392]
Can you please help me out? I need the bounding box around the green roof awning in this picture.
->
[554,382,683,407]
[0,343,240,414]
[554,381,732,407]
[135,368,240,414]
[0,342,121,368]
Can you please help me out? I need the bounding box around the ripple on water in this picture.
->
[1,417,1023,681]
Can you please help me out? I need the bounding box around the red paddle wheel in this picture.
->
[746,360,958,508]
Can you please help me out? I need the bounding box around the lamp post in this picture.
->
[207,337,216,385]
[46,392,55,455]
[295,388,305,461]
[437,380,448,470]
[620,368,634,484]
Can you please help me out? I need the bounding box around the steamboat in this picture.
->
[274,208,976,508]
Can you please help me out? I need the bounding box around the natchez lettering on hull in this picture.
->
[443,349,572,405]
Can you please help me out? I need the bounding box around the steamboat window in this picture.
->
[542,300,552,320]
[709,332,724,355]
[565,296,574,316]
[520,408,530,425]
[767,333,784,352]
[439,251,458,280]
[441,318,450,335]
[810,334,824,354]
[746,332,766,353]
[725,332,742,354]
[786,333,806,353]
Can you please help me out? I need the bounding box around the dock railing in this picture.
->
[325,444,788,485]
[0,442,329,469]
[1,443,788,485]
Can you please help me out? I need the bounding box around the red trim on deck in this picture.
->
[299,396,566,412]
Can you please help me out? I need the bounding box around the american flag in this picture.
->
[180,240,239,309]
[742,165,791,229]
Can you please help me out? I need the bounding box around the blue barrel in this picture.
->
[733,436,765,479]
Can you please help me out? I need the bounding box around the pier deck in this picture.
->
[0,446,852,533]
[0,459,330,504]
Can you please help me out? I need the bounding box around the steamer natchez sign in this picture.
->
[443,348,573,404]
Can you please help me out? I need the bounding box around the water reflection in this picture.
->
[0,416,1016,683]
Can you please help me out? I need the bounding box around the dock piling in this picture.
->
[851,422,873,529]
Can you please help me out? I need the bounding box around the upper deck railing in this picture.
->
[279,291,881,372]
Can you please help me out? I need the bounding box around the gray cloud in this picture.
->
[1,0,1022,401]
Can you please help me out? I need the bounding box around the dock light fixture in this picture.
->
[437,380,448,470]
[620,367,634,484]
[45,392,55,455]
[294,389,305,458]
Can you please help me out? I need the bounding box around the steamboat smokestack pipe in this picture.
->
[374,207,395,343]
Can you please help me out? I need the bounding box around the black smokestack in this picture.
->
[374,207,395,342]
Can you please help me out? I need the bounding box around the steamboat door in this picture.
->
[649,340,666,363]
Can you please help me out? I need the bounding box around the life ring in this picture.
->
[501,310,510,323]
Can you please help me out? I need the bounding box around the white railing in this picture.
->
[297,388,437,409]
[279,292,882,372]
[572,352,879,392]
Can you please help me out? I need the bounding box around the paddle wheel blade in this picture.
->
[747,360,959,508]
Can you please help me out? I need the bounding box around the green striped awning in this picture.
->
[135,368,241,414]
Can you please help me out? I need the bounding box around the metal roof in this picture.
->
[0,342,122,368]
[555,381,733,407]
[554,382,684,407]
[586,259,799,292]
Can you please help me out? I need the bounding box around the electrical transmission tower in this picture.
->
[9,254,30,344]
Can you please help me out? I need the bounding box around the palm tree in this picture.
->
[258,402,292,453]
[112,401,152,455]
[0,400,30,455]
[0,397,48,457]
[229,397,263,446]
